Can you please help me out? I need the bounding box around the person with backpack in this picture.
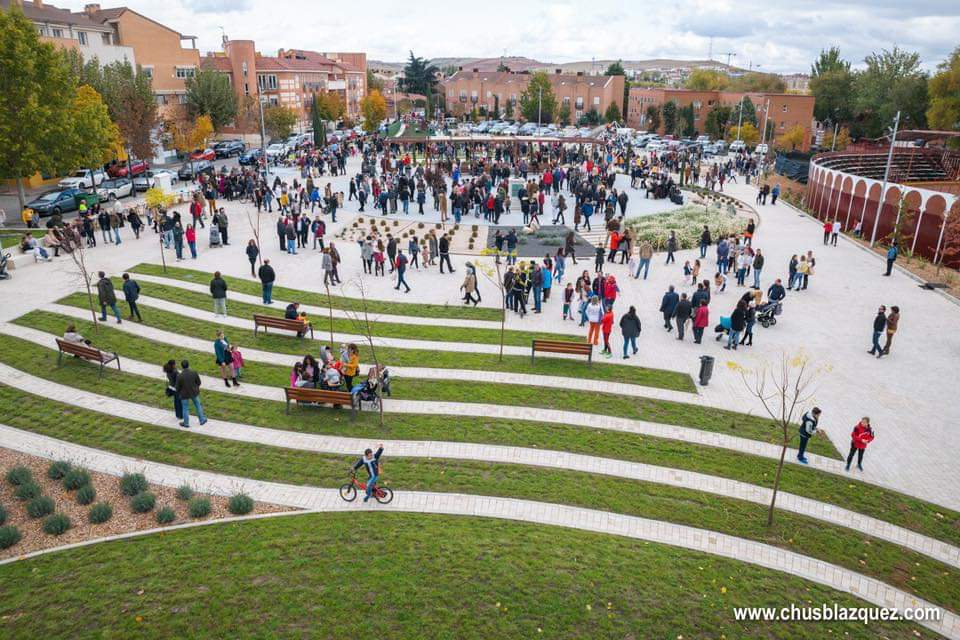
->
[796,407,821,464]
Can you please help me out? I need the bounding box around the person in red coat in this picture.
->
[600,308,615,357]
[845,417,875,471]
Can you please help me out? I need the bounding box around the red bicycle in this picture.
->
[339,473,393,504]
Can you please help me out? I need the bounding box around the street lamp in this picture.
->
[869,110,901,248]
[537,85,543,131]
[258,95,270,178]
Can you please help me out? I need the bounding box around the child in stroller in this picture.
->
[351,365,392,410]
[755,300,782,328]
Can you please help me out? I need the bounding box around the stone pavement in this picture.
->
[0,350,954,569]
[0,154,958,510]
[0,423,955,640]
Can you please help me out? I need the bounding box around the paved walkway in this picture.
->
[4,319,838,470]
[0,423,954,639]
[0,351,954,570]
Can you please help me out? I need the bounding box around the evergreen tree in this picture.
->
[185,68,237,130]
[519,72,557,124]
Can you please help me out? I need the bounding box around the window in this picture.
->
[242,62,248,78]
[37,26,46,36]
[175,67,196,79]
[77,31,87,45]
[101,33,111,45]
[575,97,584,110]
[593,96,600,106]
[141,66,153,80]
[52,28,63,38]
[155,95,167,106]
[562,96,570,105]
[257,74,278,91]
[692,101,701,110]
[178,94,189,104]
[459,90,467,103]
[470,90,478,103]
[782,104,789,112]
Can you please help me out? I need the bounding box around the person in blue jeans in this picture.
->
[619,306,641,359]
[96,271,122,324]
[174,360,207,428]
[258,259,276,304]
[352,444,384,502]
[868,305,887,356]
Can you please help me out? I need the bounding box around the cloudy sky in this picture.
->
[61,0,959,73]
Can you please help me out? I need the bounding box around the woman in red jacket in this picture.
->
[185,224,197,259]
[600,308,615,357]
[692,302,710,344]
[845,417,875,472]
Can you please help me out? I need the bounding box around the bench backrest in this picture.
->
[532,339,592,354]
[56,338,108,361]
[284,387,352,404]
[253,314,305,329]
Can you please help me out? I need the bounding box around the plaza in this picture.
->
[1,1,960,638]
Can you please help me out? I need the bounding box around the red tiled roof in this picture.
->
[202,55,233,72]
[2,0,112,31]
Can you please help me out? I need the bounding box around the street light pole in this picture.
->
[735,95,745,141]
[258,96,270,179]
[537,86,542,131]
[869,110,901,248]
[830,120,839,151]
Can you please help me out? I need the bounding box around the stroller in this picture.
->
[351,366,392,410]
[714,316,731,341]
[209,226,222,248]
[756,301,782,328]
[0,252,11,280]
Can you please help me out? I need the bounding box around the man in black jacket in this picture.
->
[673,292,692,341]
[258,259,276,304]
[174,360,207,428]
[868,305,887,356]
[121,273,142,322]
[97,271,122,323]
[659,285,679,331]
[386,235,397,273]
[725,302,747,350]
[439,234,454,274]
[767,279,786,303]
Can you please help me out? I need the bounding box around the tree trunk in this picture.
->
[325,284,334,347]
[15,178,27,212]
[84,277,99,334]
[159,229,168,273]
[767,438,788,527]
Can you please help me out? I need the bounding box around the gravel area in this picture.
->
[0,448,294,560]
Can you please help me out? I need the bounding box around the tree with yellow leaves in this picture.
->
[822,126,851,151]
[69,85,120,186]
[775,124,806,151]
[169,114,214,176]
[727,122,760,147]
[361,90,388,134]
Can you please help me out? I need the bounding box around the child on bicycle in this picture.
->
[352,444,384,503]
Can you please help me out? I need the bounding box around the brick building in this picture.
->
[203,41,367,129]
[440,69,625,123]
[626,87,816,150]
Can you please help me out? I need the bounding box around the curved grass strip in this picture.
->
[0,383,958,613]
[15,310,823,455]
[0,512,935,640]
[130,262,504,321]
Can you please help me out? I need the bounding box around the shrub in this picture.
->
[228,493,254,515]
[88,502,113,524]
[188,497,211,519]
[26,496,55,518]
[120,472,148,496]
[175,484,194,501]
[155,506,176,525]
[42,513,71,536]
[47,460,72,480]
[6,465,33,486]
[418,222,425,229]
[63,468,91,491]
[0,503,6,525]
[14,482,42,501]
[76,484,96,506]
[130,491,156,513]
[0,525,21,549]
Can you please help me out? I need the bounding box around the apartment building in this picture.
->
[2,0,135,66]
[441,69,625,123]
[626,87,816,150]
[203,40,367,129]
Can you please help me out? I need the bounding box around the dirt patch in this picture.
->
[0,448,295,560]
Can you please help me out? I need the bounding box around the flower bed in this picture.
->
[625,204,745,251]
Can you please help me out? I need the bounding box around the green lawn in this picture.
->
[1,332,948,544]
[0,513,932,640]
[1,383,958,615]
[49,295,698,392]
[15,312,815,452]
[0,230,44,249]
[130,263,503,321]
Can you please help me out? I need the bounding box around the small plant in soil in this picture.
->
[130,491,156,513]
[0,525,21,549]
[14,482,42,501]
[228,493,254,515]
[120,472,148,497]
[5,466,33,486]
[27,496,55,518]
[175,485,195,501]
[88,502,113,524]
[42,513,71,536]
[62,468,91,491]
[188,497,212,519]
[155,506,177,525]
[76,484,96,506]
[47,460,72,480]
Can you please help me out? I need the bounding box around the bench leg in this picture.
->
[285,398,290,414]
[57,350,63,368]
[98,362,105,380]
[115,357,121,373]
[531,349,535,365]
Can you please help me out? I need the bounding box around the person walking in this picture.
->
[246,240,259,277]
[796,407,821,464]
[174,359,207,428]
[868,305,887,357]
[394,250,411,293]
[439,234,454,273]
[258,259,276,304]
[210,271,228,317]
[635,240,653,279]
[845,417,875,471]
[659,285,679,332]
[665,231,677,264]
[884,243,898,276]
[692,301,709,344]
[121,273,142,322]
[751,249,764,289]
[185,223,198,259]
[96,271,122,323]
[461,268,479,306]
[619,305,641,359]
[585,295,603,345]
[600,306,614,357]
[881,305,899,357]
[673,292,692,341]
[162,359,182,421]
[699,225,711,258]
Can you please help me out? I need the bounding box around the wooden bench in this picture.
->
[253,314,314,339]
[55,339,121,379]
[284,387,355,417]
[531,338,593,364]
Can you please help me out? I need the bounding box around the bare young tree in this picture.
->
[245,205,263,270]
[731,351,827,526]
[58,223,100,332]
[339,277,385,427]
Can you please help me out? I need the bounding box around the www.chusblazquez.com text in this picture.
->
[733,603,942,623]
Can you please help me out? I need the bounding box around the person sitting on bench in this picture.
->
[63,324,92,346]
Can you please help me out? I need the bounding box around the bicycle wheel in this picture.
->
[338,483,357,502]
[375,487,394,504]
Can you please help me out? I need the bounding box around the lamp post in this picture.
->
[258,95,270,179]
[537,85,543,131]
[869,110,901,248]
[735,95,745,141]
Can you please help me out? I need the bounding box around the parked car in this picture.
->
[26,188,84,217]
[238,148,263,166]
[214,140,246,157]
[177,160,215,180]
[265,143,288,159]
[107,158,149,178]
[729,140,746,152]
[189,148,216,161]
[133,169,179,191]
[58,169,106,190]
[96,178,134,201]
[754,143,769,155]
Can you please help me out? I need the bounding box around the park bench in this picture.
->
[284,387,355,417]
[253,313,314,339]
[55,338,121,379]
[530,338,593,364]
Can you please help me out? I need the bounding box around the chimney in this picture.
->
[83,3,100,14]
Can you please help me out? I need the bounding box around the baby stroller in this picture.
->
[756,301,782,328]
[714,315,731,341]
[0,252,11,280]
[351,367,392,410]
[209,225,222,248]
